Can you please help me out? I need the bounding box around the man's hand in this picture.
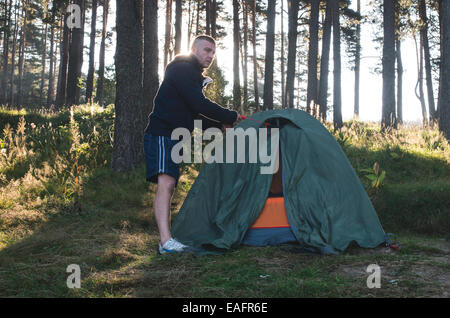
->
[222,114,243,131]
[233,114,244,126]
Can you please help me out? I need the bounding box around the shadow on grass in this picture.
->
[0,141,448,297]
[342,143,450,236]
[0,163,161,297]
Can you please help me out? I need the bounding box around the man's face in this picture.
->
[192,40,216,69]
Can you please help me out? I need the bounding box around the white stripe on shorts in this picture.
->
[162,136,166,172]
[158,136,162,173]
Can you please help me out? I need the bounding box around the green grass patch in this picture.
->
[0,110,448,297]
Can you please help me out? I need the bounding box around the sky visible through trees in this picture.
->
[92,0,435,123]
[1,0,445,125]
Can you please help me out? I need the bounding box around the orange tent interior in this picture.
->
[250,149,290,229]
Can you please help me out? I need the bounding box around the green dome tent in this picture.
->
[171,109,388,254]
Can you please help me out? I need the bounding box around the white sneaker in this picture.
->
[159,238,189,254]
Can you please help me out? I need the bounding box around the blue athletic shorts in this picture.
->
[144,132,181,186]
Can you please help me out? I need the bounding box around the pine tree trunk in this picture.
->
[263,0,276,110]
[187,0,192,50]
[206,0,211,35]
[242,0,249,112]
[96,0,109,106]
[418,0,436,122]
[47,23,56,108]
[211,0,217,38]
[318,0,332,121]
[1,0,12,105]
[53,27,58,102]
[280,0,285,108]
[438,0,450,139]
[17,1,27,107]
[332,0,342,130]
[174,0,182,55]
[86,0,98,103]
[251,0,259,112]
[0,9,2,69]
[66,0,86,106]
[286,0,299,109]
[297,53,301,108]
[112,0,144,172]
[195,0,200,35]
[9,0,18,106]
[416,33,428,126]
[56,9,70,109]
[306,0,319,114]
[353,0,361,119]
[381,0,396,129]
[164,0,172,67]
[396,38,403,124]
[233,0,241,111]
[143,0,159,116]
[40,23,48,104]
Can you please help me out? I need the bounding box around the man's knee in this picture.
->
[157,174,176,194]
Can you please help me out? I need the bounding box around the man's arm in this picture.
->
[168,62,238,125]
[196,113,222,130]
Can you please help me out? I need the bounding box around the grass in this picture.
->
[0,106,449,298]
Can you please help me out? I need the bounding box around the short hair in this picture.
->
[191,35,216,50]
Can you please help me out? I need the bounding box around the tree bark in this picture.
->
[211,0,217,38]
[206,0,211,35]
[233,0,241,111]
[143,0,159,116]
[286,0,299,109]
[86,0,98,103]
[17,1,27,107]
[164,0,172,67]
[40,23,48,104]
[381,0,396,129]
[280,0,285,108]
[186,0,193,50]
[353,0,361,119]
[251,0,259,111]
[242,0,249,112]
[332,0,342,130]
[396,38,403,125]
[174,0,182,55]
[1,0,12,105]
[195,0,200,35]
[394,0,403,123]
[112,0,144,172]
[66,0,86,106]
[416,33,428,126]
[96,0,109,106]
[418,0,436,122]
[318,0,332,121]
[306,0,319,114]
[438,0,450,139]
[56,9,70,109]
[263,0,276,110]
[47,23,56,107]
[9,0,19,106]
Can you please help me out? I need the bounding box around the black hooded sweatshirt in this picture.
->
[145,54,238,137]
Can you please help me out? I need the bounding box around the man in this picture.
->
[144,35,240,254]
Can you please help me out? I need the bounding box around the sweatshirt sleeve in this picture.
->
[196,114,222,130]
[168,62,238,125]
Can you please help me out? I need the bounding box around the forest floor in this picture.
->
[0,106,449,298]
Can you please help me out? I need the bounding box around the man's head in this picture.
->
[191,35,216,69]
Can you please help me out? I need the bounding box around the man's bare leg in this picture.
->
[154,173,176,245]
